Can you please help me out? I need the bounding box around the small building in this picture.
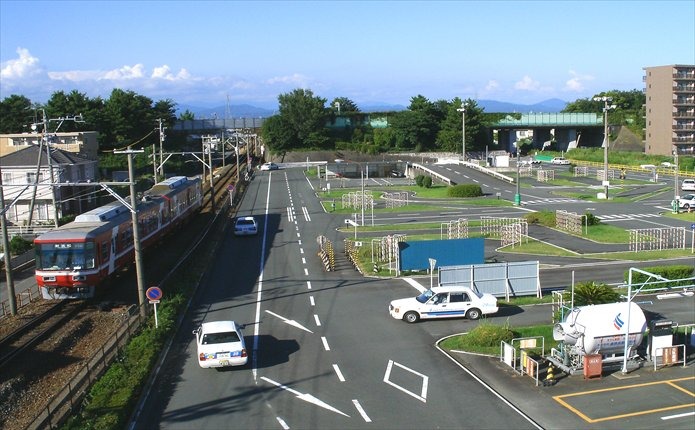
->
[1,145,100,226]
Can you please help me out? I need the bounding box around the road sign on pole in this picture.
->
[146,286,163,328]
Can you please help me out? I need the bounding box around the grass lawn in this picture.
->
[440,323,555,356]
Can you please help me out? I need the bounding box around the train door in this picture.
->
[109,226,119,273]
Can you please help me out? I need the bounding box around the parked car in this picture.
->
[550,157,570,165]
[677,194,695,210]
[389,286,498,323]
[234,216,258,236]
[193,320,248,369]
[682,179,695,191]
[260,162,278,171]
[390,170,405,178]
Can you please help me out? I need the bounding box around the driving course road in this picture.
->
[130,167,541,429]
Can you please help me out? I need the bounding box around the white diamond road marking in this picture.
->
[383,360,429,403]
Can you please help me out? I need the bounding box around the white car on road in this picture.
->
[550,157,571,165]
[389,286,498,323]
[678,194,695,210]
[682,179,695,191]
[234,216,258,236]
[193,320,248,369]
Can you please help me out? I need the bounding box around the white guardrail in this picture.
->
[412,160,515,185]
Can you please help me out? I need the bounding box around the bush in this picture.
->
[9,235,33,255]
[624,265,694,289]
[584,212,601,226]
[447,184,483,198]
[565,281,621,306]
[415,174,432,188]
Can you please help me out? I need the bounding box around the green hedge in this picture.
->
[623,265,694,289]
[63,295,185,430]
[415,174,432,188]
[447,184,483,198]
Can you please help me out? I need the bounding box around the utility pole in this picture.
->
[457,102,468,161]
[26,110,84,228]
[157,118,166,181]
[594,96,616,199]
[0,167,17,315]
[113,148,147,318]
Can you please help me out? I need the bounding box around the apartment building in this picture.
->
[643,64,695,155]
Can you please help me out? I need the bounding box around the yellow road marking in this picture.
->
[553,376,695,423]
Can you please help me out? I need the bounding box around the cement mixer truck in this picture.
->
[550,302,647,373]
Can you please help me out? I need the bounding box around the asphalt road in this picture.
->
[129,165,694,429]
[130,168,541,429]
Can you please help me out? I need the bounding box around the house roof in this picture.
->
[0,144,94,168]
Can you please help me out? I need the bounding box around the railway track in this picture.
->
[0,153,250,430]
[0,301,71,368]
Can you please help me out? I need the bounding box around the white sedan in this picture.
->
[260,162,279,171]
[550,157,570,165]
[193,321,248,369]
[234,216,258,236]
[678,194,695,210]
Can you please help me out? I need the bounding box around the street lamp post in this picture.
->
[515,157,521,205]
[594,96,616,199]
[457,102,468,161]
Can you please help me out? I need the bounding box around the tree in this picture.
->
[0,94,34,133]
[101,89,157,149]
[44,90,105,133]
[330,97,360,113]
[178,109,195,121]
[273,88,330,150]
[389,95,442,151]
[152,99,178,128]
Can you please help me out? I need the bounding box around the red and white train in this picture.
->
[34,176,203,299]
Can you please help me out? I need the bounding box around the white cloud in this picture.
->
[151,65,192,81]
[266,73,311,87]
[485,80,499,91]
[514,75,540,91]
[101,64,146,80]
[1,47,42,79]
[564,70,594,92]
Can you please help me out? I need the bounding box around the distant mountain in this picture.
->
[177,104,275,119]
[177,98,568,119]
[477,98,568,113]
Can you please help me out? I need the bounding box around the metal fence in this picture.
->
[439,261,541,300]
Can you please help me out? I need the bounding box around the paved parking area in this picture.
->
[554,376,695,424]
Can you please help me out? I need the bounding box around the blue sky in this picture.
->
[1,0,694,109]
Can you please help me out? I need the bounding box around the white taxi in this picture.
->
[234,216,258,236]
[389,286,498,323]
[193,320,248,369]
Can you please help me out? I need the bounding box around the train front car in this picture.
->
[35,202,130,299]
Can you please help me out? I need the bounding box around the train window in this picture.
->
[101,242,109,260]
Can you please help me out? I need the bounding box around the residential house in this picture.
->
[1,145,99,226]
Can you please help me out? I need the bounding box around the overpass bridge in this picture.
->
[491,113,605,154]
